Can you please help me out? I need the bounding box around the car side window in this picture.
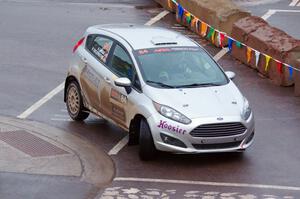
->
[111,45,134,80]
[89,36,113,63]
[110,45,141,91]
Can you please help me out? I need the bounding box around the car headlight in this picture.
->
[241,97,252,121]
[153,102,191,125]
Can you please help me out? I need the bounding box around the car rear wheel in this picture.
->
[139,119,157,161]
[66,81,89,121]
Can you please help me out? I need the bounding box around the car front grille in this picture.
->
[192,141,241,150]
[190,122,247,138]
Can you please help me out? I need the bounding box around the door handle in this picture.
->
[104,77,111,84]
[81,57,88,64]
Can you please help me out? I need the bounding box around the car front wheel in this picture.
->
[139,119,157,161]
[66,81,89,121]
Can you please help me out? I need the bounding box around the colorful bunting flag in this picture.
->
[171,1,299,79]
[178,4,184,19]
[228,38,233,52]
[185,13,192,24]
[191,18,197,30]
[217,32,221,47]
[265,55,271,71]
[236,41,243,48]
[276,61,283,74]
[201,22,208,37]
[255,50,260,68]
[168,0,172,8]
[211,29,216,44]
[196,19,200,33]
[207,27,215,40]
[289,66,293,79]
[246,47,252,63]
[219,33,225,48]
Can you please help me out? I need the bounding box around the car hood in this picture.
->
[143,81,244,119]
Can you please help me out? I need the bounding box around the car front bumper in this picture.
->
[147,112,255,154]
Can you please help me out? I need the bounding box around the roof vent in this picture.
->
[151,37,178,46]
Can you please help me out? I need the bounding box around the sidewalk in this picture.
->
[0,116,115,199]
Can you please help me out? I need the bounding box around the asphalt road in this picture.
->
[1,0,300,198]
[237,0,300,39]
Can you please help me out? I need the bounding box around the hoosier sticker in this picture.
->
[157,120,186,135]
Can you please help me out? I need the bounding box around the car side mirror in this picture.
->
[114,77,132,94]
[225,71,236,80]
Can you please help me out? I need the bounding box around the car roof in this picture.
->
[88,24,198,50]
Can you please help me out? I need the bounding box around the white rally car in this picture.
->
[64,24,255,160]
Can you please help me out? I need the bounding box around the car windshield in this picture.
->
[135,47,228,88]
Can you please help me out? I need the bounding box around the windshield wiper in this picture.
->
[175,83,222,88]
[146,80,175,88]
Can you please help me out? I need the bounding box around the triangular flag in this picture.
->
[196,19,200,33]
[207,27,214,40]
[167,0,172,8]
[255,50,260,67]
[246,47,252,63]
[289,66,293,79]
[201,22,208,37]
[236,41,243,48]
[185,13,191,24]
[211,29,216,44]
[228,38,233,52]
[265,55,271,71]
[178,4,184,18]
[276,61,283,74]
[191,18,197,29]
[219,33,225,48]
[217,32,221,47]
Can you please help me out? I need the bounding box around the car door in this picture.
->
[100,43,141,129]
[79,34,114,113]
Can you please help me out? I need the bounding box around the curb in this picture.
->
[0,116,115,188]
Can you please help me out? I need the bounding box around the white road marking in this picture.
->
[114,177,300,191]
[289,0,299,6]
[54,114,70,118]
[261,9,276,20]
[51,118,72,122]
[213,48,229,61]
[145,10,170,26]
[261,9,300,21]
[17,82,65,119]
[108,135,129,155]
[267,9,300,13]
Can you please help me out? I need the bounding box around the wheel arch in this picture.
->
[64,75,80,102]
[128,114,147,145]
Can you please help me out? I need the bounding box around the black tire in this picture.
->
[66,81,89,121]
[139,119,157,161]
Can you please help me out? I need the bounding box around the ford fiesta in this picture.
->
[64,24,255,160]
